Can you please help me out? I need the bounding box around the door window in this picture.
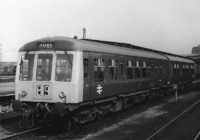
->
[55,54,73,82]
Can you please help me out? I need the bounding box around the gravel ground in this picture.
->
[79,87,200,140]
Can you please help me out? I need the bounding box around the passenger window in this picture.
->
[174,64,177,75]
[159,63,162,76]
[84,59,89,78]
[19,54,34,81]
[109,59,118,80]
[191,65,195,74]
[94,58,105,82]
[151,62,155,77]
[135,61,140,78]
[183,65,185,74]
[36,54,53,81]
[121,61,124,76]
[147,62,151,78]
[185,65,188,74]
[127,60,133,79]
[187,65,189,74]
[177,64,179,75]
[55,54,73,82]
[142,61,147,78]
[155,62,158,76]
[180,64,183,75]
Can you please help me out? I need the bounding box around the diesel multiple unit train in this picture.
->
[12,36,195,129]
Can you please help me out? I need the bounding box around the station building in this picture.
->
[184,45,200,65]
[192,45,200,54]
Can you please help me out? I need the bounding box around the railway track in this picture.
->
[0,83,199,139]
[146,99,200,140]
[1,92,169,140]
[0,96,170,140]
[0,127,41,140]
[47,93,177,140]
[0,111,20,121]
[194,131,200,140]
[55,86,200,140]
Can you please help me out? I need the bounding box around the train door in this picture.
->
[162,60,169,84]
[90,52,107,100]
[83,52,92,101]
[119,56,126,81]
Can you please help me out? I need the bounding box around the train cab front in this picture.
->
[12,41,84,127]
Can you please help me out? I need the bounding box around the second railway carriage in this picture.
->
[165,55,194,86]
[12,36,195,128]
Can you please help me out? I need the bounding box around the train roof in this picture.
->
[19,36,167,60]
[166,55,194,64]
[19,36,194,64]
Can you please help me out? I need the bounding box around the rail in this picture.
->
[146,99,200,140]
[0,127,41,140]
[194,130,200,140]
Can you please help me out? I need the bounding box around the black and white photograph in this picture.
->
[1,0,200,139]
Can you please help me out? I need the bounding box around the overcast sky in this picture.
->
[0,0,200,61]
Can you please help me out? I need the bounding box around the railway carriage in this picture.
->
[166,55,195,86]
[12,36,195,129]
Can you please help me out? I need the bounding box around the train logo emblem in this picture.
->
[97,85,103,94]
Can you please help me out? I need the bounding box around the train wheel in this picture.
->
[26,111,34,128]
[19,118,25,128]
[97,109,108,121]
[72,115,82,130]
[89,112,96,122]
[97,113,104,121]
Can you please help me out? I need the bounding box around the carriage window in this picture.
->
[177,64,179,75]
[158,63,162,76]
[162,63,166,75]
[180,64,183,75]
[142,61,147,78]
[185,65,187,74]
[121,61,124,76]
[189,65,193,74]
[55,54,73,82]
[187,65,189,74]
[183,65,186,74]
[173,64,177,75]
[19,54,34,81]
[155,62,158,76]
[127,60,133,79]
[109,59,118,80]
[147,62,151,78]
[94,58,105,82]
[84,59,89,78]
[191,65,195,74]
[135,61,140,78]
[36,54,53,81]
